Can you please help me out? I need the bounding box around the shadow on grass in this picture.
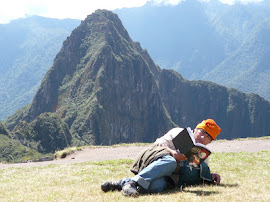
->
[182,190,220,196]
[105,183,240,197]
[144,188,220,196]
[217,183,239,188]
[154,183,239,196]
[181,183,239,196]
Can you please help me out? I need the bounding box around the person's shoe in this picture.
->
[121,180,139,197]
[101,180,122,192]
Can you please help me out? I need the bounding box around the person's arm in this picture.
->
[164,146,187,162]
[211,173,221,185]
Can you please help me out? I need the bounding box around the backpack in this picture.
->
[177,161,212,187]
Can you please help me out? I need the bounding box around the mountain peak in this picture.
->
[82,9,133,48]
[16,10,170,145]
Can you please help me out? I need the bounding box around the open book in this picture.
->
[172,127,211,167]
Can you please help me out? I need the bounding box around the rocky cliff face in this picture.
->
[6,10,270,147]
[158,69,270,139]
[19,10,174,145]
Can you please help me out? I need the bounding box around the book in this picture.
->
[172,127,211,167]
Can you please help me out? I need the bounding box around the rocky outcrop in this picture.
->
[0,121,10,137]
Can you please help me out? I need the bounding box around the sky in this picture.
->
[0,0,265,24]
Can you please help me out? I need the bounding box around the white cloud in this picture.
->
[0,0,150,24]
[0,0,267,24]
[35,0,151,20]
[0,0,29,23]
[219,0,264,5]
[151,0,185,6]
[219,0,235,4]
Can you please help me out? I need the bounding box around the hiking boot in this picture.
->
[101,180,122,192]
[121,180,139,197]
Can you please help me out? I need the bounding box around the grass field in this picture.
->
[0,150,269,201]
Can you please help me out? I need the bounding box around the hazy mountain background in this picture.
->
[0,16,80,120]
[1,10,270,163]
[1,0,270,122]
[115,0,270,100]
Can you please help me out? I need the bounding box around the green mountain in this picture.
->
[0,16,80,121]
[2,0,270,125]
[114,0,270,100]
[0,121,10,137]
[5,10,270,154]
[0,121,47,163]
[0,112,70,163]
[13,113,72,153]
[203,18,270,98]
[5,10,174,146]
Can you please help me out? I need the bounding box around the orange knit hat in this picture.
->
[196,119,221,140]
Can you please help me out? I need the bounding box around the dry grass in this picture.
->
[54,147,82,159]
[0,151,269,201]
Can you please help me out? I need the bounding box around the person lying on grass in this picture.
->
[101,119,221,197]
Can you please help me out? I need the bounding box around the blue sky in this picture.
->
[0,0,265,24]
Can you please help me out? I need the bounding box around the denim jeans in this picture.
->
[121,155,177,193]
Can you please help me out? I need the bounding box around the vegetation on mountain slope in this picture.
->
[2,10,270,161]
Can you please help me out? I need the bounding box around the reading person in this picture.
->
[101,119,222,197]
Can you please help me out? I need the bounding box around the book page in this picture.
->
[186,127,195,143]
[188,127,211,152]
[193,142,211,152]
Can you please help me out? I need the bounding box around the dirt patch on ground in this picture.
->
[1,138,269,169]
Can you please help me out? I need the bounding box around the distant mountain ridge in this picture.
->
[0,16,80,120]
[114,0,270,100]
[5,10,270,151]
[203,18,270,96]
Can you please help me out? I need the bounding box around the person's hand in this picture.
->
[163,146,187,161]
[171,150,187,161]
[212,173,221,185]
